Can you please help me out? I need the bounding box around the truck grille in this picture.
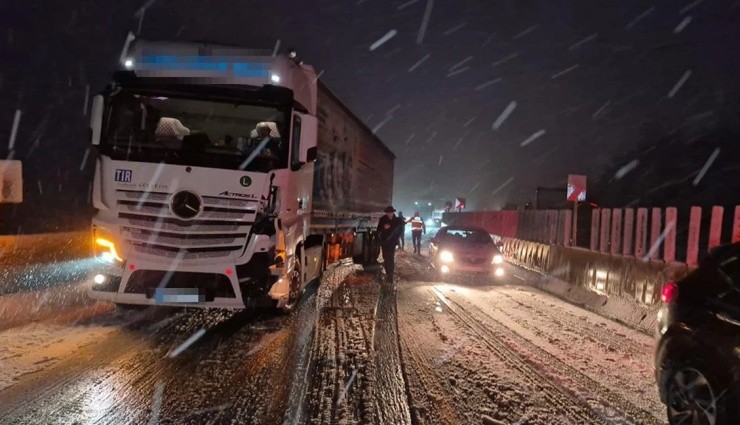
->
[116,190,259,261]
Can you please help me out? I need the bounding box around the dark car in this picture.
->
[428,226,505,277]
[655,242,740,425]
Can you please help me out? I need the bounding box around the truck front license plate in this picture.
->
[154,288,204,303]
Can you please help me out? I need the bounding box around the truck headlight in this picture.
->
[93,229,124,264]
[439,250,454,263]
[492,254,504,264]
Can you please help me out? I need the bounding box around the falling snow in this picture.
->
[569,33,598,51]
[520,129,546,147]
[369,29,398,51]
[7,109,21,151]
[680,0,703,14]
[615,159,639,179]
[408,53,430,72]
[492,101,517,130]
[416,0,434,45]
[491,177,514,195]
[491,53,519,68]
[551,64,579,79]
[673,16,692,34]
[443,22,467,36]
[513,25,537,39]
[692,148,720,186]
[625,7,655,29]
[667,70,692,98]
[475,78,503,91]
[592,100,610,119]
[397,0,419,10]
[449,56,473,72]
[446,67,469,77]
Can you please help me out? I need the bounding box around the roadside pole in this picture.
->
[572,200,578,246]
[566,174,587,247]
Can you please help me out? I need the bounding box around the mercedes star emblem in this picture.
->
[171,190,202,219]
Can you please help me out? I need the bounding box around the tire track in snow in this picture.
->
[436,287,664,424]
[430,287,603,424]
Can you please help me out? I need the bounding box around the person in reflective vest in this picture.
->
[408,211,426,254]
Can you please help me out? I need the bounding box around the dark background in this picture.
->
[1,0,739,233]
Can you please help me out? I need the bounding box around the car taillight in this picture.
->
[661,282,679,303]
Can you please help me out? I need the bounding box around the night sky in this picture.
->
[2,0,739,232]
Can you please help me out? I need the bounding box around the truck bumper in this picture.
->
[88,253,285,310]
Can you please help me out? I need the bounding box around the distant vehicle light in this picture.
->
[439,250,454,263]
[271,74,281,83]
[440,265,450,273]
[124,59,134,69]
[426,219,434,226]
[661,282,678,303]
[495,268,505,277]
[492,254,504,264]
[94,274,106,285]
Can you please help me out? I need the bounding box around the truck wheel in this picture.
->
[280,260,302,313]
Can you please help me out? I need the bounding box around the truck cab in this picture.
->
[88,38,324,311]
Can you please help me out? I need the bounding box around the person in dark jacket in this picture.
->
[377,206,405,282]
[396,211,407,251]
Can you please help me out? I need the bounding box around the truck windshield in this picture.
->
[102,90,290,172]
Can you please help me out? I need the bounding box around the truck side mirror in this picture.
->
[298,114,318,163]
[306,146,317,162]
[90,94,104,146]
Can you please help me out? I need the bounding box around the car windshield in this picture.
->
[102,90,289,172]
[438,228,493,245]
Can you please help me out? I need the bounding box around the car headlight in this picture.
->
[93,228,124,264]
[492,254,504,264]
[439,250,454,263]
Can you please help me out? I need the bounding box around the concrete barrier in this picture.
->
[0,231,90,268]
[500,237,690,334]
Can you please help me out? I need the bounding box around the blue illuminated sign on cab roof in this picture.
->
[138,55,271,78]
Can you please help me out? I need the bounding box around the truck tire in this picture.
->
[279,252,303,313]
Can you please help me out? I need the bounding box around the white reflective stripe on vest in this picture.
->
[410,218,424,230]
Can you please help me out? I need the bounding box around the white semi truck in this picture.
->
[87,37,394,311]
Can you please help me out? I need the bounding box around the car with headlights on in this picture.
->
[655,242,740,425]
[428,226,505,277]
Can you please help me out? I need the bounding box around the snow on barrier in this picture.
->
[500,237,689,334]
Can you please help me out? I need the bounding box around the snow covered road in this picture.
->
[0,253,666,424]
[395,253,665,425]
